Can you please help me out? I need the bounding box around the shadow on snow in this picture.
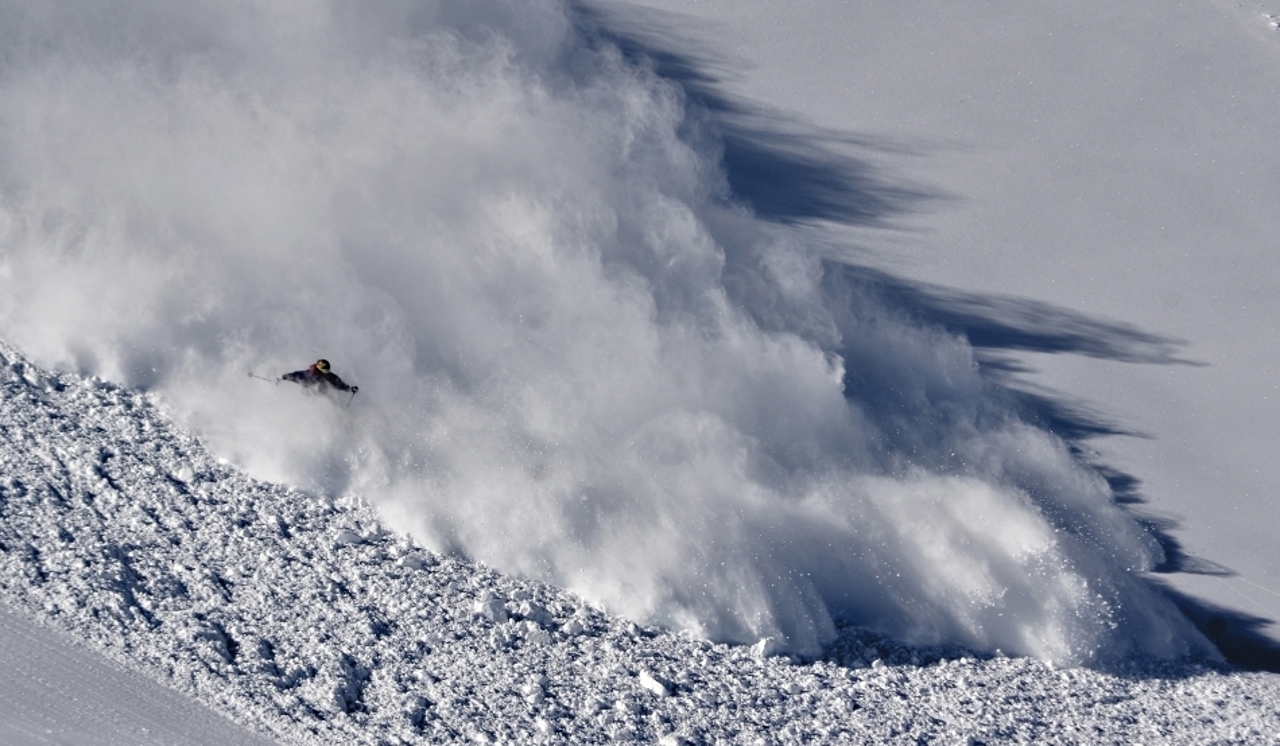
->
[575,3,940,227]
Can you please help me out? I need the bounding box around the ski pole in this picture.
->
[346,386,359,408]
[248,371,280,384]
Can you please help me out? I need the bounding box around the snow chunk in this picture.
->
[613,697,639,715]
[519,620,552,645]
[261,513,286,536]
[752,637,784,659]
[638,669,671,698]
[512,599,551,626]
[473,591,508,623]
[396,554,433,571]
[521,675,547,705]
[299,653,370,715]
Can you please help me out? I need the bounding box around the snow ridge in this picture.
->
[3,344,1279,744]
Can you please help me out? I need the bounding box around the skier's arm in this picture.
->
[282,370,308,383]
[325,373,353,392]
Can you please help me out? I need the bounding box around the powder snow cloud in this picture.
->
[0,0,1212,662]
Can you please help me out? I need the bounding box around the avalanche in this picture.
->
[3,0,1280,741]
[0,0,1222,665]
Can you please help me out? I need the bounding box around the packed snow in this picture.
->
[3,341,1278,744]
[0,605,275,746]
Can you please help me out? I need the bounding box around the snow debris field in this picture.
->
[2,344,1278,744]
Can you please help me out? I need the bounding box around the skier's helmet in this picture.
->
[315,359,331,373]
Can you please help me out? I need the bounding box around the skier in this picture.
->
[282,358,358,394]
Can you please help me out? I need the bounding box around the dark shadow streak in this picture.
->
[576,1,1280,672]
[1161,584,1280,672]
[830,268,1280,671]
[573,3,942,227]
[837,265,1201,365]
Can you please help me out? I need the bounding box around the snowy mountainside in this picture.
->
[3,345,1279,744]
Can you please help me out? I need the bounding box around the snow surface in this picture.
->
[3,340,1279,744]
[0,604,275,746]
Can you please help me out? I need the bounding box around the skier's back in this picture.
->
[282,358,358,393]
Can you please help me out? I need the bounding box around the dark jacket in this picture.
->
[283,364,355,392]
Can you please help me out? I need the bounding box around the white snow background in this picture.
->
[1,0,1279,742]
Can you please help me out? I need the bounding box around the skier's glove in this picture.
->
[352,386,359,393]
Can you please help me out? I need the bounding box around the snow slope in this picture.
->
[3,340,1278,744]
[0,605,275,746]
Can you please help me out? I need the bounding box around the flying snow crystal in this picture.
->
[0,0,1212,662]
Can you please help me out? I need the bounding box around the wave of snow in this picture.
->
[0,0,1212,662]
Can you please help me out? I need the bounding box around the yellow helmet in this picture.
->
[315,359,331,373]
